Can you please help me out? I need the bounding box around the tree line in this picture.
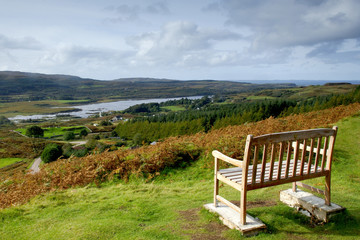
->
[115,86,360,144]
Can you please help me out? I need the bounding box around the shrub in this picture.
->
[63,131,75,141]
[85,139,98,149]
[79,129,88,137]
[73,148,88,157]
[62,143,74,158]
[41,144,62,163]
[0,116,14,127]
[100,120,112,126]
[26,126,44,138]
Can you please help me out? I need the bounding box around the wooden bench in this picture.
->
[212,126,338,225]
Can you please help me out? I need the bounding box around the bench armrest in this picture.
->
[212,150,243,168]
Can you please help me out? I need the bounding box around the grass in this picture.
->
[1,115,360,239]
[0,158,25,168]
[161,105,186,111]
[246,95,278,100]
[16,126,88,138]
[0,100,77,118]
[55,100,92,104]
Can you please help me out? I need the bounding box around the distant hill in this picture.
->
[0,71,296,102]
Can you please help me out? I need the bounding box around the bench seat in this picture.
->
[218,160,327,191]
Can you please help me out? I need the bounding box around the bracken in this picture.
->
[0,103,359,209]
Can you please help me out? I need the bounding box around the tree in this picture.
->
[63,131,75,141]
[79,128,88,137]
[26,126,44,138]
[41,144,62,163]
[0,116,14,127]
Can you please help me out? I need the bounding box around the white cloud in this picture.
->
[0,34,43,50]
[209,0,360,49]
[105,1,170,23]
[126,21,241,66]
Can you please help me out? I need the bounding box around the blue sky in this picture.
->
[0,0,360,81]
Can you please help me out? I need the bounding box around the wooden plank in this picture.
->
[307,138,314,175]
[252,145,259,185]
[295,182,325,195]
[214,157,219,207]
[321,137,328,171]
[218,167,242,173]
[299,139,307,175]
[314,137,321,173]
[326,126,338,171]
[292,140,300,177]
[247,171,329,191]
[252,128,336,145]
[212,150,243,168]
[277,142,285,180]
[285,142,291,178]
[241,134,253,225]
[269,143,275,181]
[217,173,243,191]
[216,195,241,213]
[294,142,325,155]
[260,144,267,183]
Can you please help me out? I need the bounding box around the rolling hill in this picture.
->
[0,71,296,102]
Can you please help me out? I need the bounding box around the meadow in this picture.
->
[15,126,88,139]
[0,158,25,168]
[1,104,360,239]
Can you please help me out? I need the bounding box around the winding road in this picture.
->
[28,140,87,174]
[29,157,41,174]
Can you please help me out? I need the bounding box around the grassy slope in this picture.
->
[0,158,24,168]
[1,115,360,239]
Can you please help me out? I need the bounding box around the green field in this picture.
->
[16,126,88,138]
[0,158,25,168]
[1,115,359,239]
[161,105,186,111]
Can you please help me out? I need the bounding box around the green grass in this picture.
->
[55,100,91,104]
[161,105,186,111]
[16,126,88,138]
[1,115,360,239]
[246,95,278,100]
[0,158,24,168]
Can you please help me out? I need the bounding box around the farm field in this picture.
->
[1,107,359,239]
[0,158,25,168]
[16,126,88,139]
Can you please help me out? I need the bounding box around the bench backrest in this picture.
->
[242,126,338,187]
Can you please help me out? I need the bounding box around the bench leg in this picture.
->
[214,157,219,207]
[240,190,247,225]
[292,182,297,192]
[214,177,219,207]
[325,174,331,206]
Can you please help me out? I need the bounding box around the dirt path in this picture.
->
[29,157,41,174]
[69,140,87,148]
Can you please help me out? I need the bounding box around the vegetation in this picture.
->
[25,126,44,138]
[41,144,62,163]
[0,76,360,239]
[0,158,24,168]
[0,116,14,127]
[0,71,295,103]
[116,86,360,143]
[63,131,75,141]
[1,103,359,208]
[17,126,88,139]
[0,105,360,239]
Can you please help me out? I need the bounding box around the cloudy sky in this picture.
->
[1,0,360,81]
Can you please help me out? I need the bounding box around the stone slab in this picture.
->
[203,203,266,237]
[280,189,346,222]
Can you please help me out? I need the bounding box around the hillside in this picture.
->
[0,71,295,102]
[1,104,360,239]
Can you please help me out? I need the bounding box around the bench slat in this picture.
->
[252,128,336,145]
